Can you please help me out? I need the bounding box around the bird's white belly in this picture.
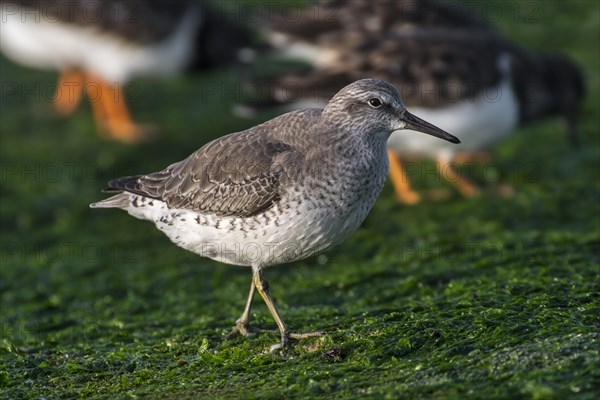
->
[387,79,519,160]
[124,193,367,268]
[0,4,199,82]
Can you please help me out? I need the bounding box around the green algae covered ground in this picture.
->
[1,1,599,399]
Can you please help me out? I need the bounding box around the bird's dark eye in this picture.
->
[368,98,383,108]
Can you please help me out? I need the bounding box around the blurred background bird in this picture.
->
[248,0,585,203]
[0,0,251,143]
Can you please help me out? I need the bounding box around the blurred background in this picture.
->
[1,1,598,398]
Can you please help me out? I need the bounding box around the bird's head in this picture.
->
[324,79,460,144]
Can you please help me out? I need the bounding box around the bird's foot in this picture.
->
[101,121,158,144]
[54,93,82,117]
[456,180,481,198]
[226,318,277,339]
[269,330,324,354]
[394,189,420,205]
[424,187,453,201]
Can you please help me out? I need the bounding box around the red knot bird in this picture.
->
[0,0,250,142]
[255,0,584,203]
[91,79,460,352]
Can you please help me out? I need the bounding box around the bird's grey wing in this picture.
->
[107,131,301,217]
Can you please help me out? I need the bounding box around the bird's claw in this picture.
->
[268,331,325,354]
[226,320,257,339]
[226,319,278,339]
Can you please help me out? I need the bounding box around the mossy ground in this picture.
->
[1,1,599,399]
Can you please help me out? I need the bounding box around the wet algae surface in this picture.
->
[1,1,599,399]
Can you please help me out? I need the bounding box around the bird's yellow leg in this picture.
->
[387,149,420,204]
[236,281,256,335]
[85,74,155,143]
[54,70,84,116]
[253,270,323,353]
[436,156,480,197]
[227,281,270,338]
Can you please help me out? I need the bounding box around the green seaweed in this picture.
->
[1,1,599,399]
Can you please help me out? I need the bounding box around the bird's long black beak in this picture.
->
[400,110,461,144]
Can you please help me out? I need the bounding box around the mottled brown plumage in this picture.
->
[261,0,583,115]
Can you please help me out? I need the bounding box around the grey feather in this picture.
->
[90,192,130,209]
[99,111,321,217]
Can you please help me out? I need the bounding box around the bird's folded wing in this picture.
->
[107,131,301,217]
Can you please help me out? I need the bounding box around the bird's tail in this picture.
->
[90,193,130,209]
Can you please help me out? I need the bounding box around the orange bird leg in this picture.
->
[54,70,84,116]
[85,76,109,133]
[85,74,154,143]
[387,149,420,204]
[436,156,480,197]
